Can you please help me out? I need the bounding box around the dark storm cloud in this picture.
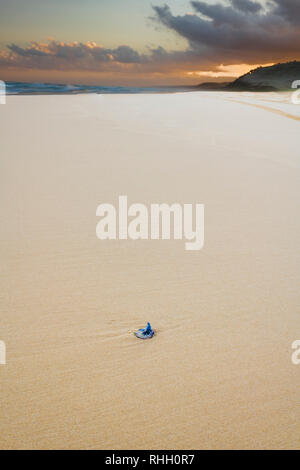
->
[272,0,300,25]
[231,0,262,14]
[152,0,300,64]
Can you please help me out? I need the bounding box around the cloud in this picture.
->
[8,43,49,57]
[0,1,299,82]
[0,40,149,71]
[272,0,300,25]
[152,1,300,64]
[231,0,262,14]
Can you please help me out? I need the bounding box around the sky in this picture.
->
[0,0,299,86]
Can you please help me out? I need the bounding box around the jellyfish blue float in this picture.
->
[134,322,154,339]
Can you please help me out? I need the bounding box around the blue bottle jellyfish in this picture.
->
[134,322,154,339]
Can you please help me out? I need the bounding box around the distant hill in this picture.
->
[196,81,231,90]
[227,61,300,91]
[196,62,300,91]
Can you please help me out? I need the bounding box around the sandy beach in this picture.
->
[0,91,299,450]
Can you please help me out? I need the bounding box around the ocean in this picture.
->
[5,81,195,95]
